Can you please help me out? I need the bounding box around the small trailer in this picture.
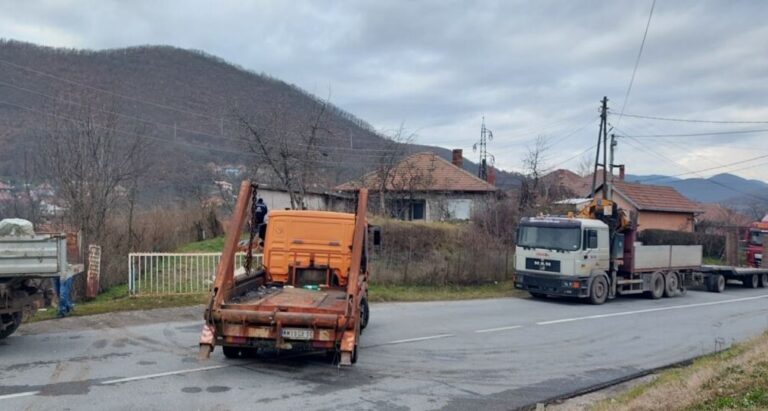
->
[699,265,768,293]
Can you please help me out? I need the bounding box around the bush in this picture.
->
[638,229,725,259]
[372,218,514,286]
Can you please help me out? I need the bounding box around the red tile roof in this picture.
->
[335,152,497,192]
[606,181,703,213]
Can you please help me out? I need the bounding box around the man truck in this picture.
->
[198,181,376,365]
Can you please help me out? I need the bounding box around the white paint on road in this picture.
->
[100,364,231,385]
[382,334,455,345]
[537,294,768,325]
[474,325,523,333]
[0,391,40,400]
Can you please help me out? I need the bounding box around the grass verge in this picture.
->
[590,331,768,411]
[368,280,524,302]
[29,285,207,323]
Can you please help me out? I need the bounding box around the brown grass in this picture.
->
[590,332,768,411]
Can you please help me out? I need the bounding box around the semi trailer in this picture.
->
[199,181,377,365]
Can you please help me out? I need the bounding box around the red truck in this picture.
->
[745,219,768,268]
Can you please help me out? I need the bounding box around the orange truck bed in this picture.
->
[198,181,371,365]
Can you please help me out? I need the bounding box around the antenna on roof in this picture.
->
[473,117,494,182]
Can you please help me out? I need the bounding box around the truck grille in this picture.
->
[525,258,561,273]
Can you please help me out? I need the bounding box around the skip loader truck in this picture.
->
[199,181,378,365]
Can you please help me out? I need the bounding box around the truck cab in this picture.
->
[745,221,767,268]
[514,217,610,299]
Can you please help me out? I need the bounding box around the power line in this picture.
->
[615,0,656,128]
[620,128,768,138]
[621,112,768,124]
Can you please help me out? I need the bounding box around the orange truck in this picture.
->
[198,181,377,365]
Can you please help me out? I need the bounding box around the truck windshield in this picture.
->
[750,230,763,246]
[517,225,581,251]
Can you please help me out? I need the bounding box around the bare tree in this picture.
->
[518,136,551,214]
[36,95,148,262]
[372,125,415,215]
[576,154,594,178]
[387,154,437,220]
[238,99,331,209]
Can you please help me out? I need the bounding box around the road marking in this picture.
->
[474,325,523,333]
[0,391,40,400]
[100,364,230,385]
[537,294,768,325]
[382,334,455,345]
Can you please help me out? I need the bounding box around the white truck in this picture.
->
[513,216,703,304]
[0,220,69,339]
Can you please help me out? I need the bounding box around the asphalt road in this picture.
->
[2,287,768,411]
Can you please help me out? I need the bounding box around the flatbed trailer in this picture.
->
[199,181,373,365]
[699,265,768,293]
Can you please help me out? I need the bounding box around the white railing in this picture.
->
[127,252,263,295]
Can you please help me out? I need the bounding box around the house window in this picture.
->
[392,199,426,221]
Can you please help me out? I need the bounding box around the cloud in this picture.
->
[0,0,766,180]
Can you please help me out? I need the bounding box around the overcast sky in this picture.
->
[1,0,767,180]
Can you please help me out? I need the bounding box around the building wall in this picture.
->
[637,211,695,232]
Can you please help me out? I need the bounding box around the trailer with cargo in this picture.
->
[198,181,378,365]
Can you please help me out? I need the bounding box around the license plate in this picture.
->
[281,328,313,340]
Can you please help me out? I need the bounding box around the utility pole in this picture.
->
[607,133,616,201]
[473,117,493,181]
[590,96,609,197]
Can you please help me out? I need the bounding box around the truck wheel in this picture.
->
[647,272,664,299]
[664,272,679,298]
[760,274,768,288]
[222,345,245,359]
[589,276,608,305]
[712,274,726,293]
[360,297,370,331]
[0,312,22,339]
[351,344,358,364]
[744,274,759,289]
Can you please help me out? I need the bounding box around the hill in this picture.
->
[0,40,520,202]
[626,173,768,203]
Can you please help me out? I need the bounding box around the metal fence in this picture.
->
[127,252,263,295]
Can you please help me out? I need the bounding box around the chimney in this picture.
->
[487,166,496,186]
[619,165,625,181]
[451,149,463,168]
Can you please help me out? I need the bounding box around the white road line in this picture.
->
[100,364,231,385]
[474,325,523,333]
[0,391,40,400]
[537,294,768,325]
[382,334,455,345]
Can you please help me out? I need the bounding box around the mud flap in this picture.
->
[198,323,215,360]
[339,330,356,366]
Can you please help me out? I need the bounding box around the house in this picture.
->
[592,180,702,232]
[335,151,498,221]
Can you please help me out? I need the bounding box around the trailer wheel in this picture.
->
[744,274,759,289]
[760,273,768,288]
[646,272,664,299]
[589,276,608,305]
[0,312,22,339]
[664,272,679,298]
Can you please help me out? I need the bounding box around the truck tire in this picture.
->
[589,276,608,305]
[710,274,726,293]
[760,273,768,288]
[0,312,22,339]
[744,274,759,289]
[360,297,370,331]
[222,345,245,359]
[663,272,680,297]
[646,272,664,299]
